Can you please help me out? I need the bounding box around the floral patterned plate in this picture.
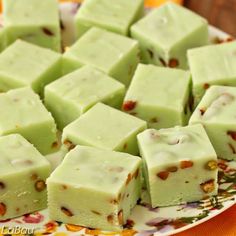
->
[0,3,235,236]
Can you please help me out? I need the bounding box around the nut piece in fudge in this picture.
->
[47,145,141,231]
[0,40,61,96]
[45,65,125,130]
[0,87,58,155]
[62,103,147,155]
[131,2,208,69]
[123,64,192,129]
[189,85,236,161]
[62,27,140,87]
[3,0,61,52]
[0,134,51,220]
[137,124,218,207]
[75,0,144,38]
[188,41,236,107]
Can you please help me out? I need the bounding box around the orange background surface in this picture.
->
[0,0,235,235]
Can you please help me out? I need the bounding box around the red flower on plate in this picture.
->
[23,212,44,223]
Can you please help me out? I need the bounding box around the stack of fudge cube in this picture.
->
[0,0,235,232]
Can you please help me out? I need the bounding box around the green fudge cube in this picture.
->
[131,2,208,69]
[0,87,58,155]
[138,124,218,207]
[188,42,236,107]
[0,40,61,96]
[123,64,191,129]
[3,0,61,52]
[62,103,147,155]
[62,27,140,87]
[189,85,236,161]
[45,65,125,130]
[0,134,51,220]
[75,0,144,38]
[47,145,141,231]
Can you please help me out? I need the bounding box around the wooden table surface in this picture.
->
[184,0,236,37]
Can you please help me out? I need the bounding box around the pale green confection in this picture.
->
[45,65,125,130]
[131,2,208,69]
[137,124,218,207]
[123,64,191,129]
[0,134,51,220]
[189,85,236,161]
[62,103,147,155]
[3,0,61,52]
[0,40,61,95]
[0,28,7,52]
[47,145,141,231]
[62,27,140,87]
[188,42,236,108]
[75,0,144,38]
[0,87,58,155]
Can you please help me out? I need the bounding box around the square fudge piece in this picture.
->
[3,0,61,52]
[188,41,236,107]
[123,64,191,129]
[0,40,61,96]
[131,2,208,69]
[62,27,140,87]
[138,124,218,207]
[0,134,51,220]
[47,145,141,231]
[45,65,125,130]
[62,103,147,155]
[189,85,236,161]
[75,0,144,37]
[0,87,58,155]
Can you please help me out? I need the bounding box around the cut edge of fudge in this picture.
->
[137,124,218,207]
[47,145,142,231]
[0,133,51,220]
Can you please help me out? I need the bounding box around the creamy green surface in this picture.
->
[0,40,61,95]
[47,145,141,231]
[3,0,61,51]
[138,124,218,207]
[0,87,58,155]
[190,85,236,160]
[75,0,144,37]
[123,64,191,129]
[131,2,208,69]
[188,42,236,107]
[63,27,140,86]
[0,134,51,220]
[62,103,147,155]
[45,65,125,130]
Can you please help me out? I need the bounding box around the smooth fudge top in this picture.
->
[3,0,59,26]
[64,27,139,74]
[137,124,216,167]
[124,64,190,110]
[188,41,236,86]
[47,145,141,194]
[190,85,236,124]
[131,2,207,48]
[0,134,50,176]
[0,40,61,88]
[45,65,125,112]
[76,0,144,35]
[0,87,56,134]
[62,103,147,150]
